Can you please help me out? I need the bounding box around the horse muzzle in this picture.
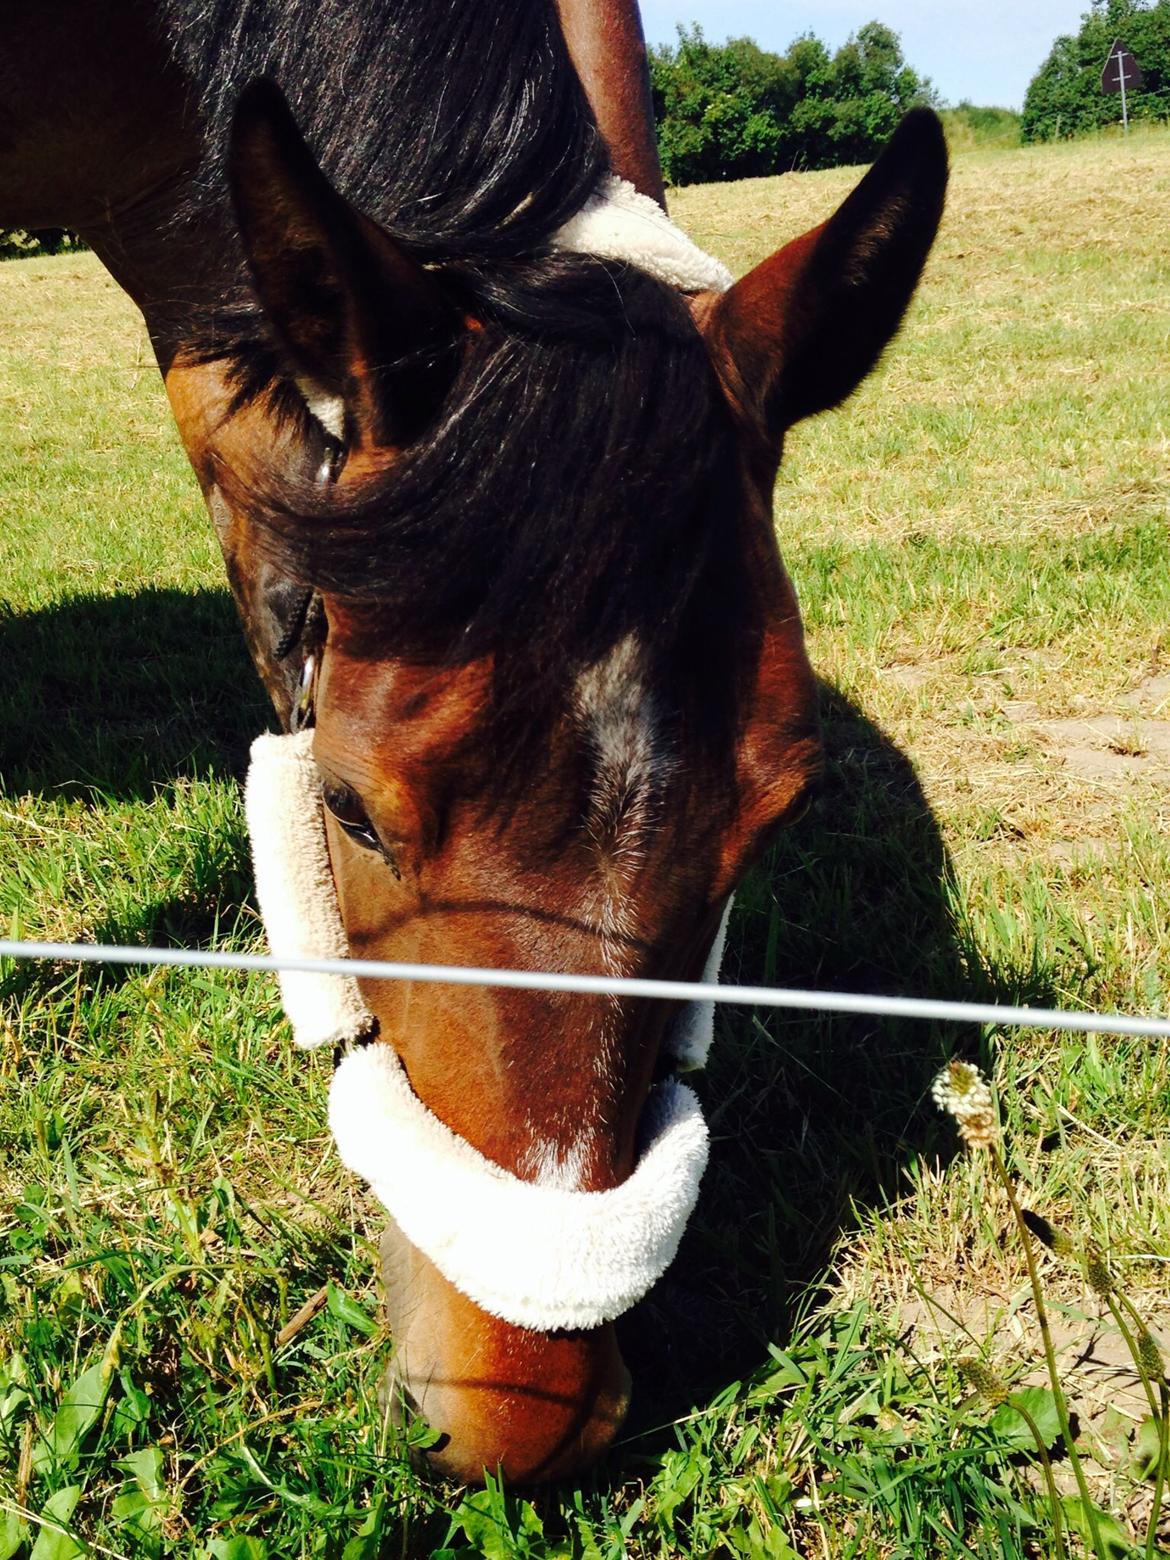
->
[379,1221,632,1482]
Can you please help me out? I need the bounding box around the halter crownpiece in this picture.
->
[552,174,734,294]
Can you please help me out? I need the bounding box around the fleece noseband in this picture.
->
[245,188,732,1332]
[245,731,730,1331]
[331,1046,708,1331]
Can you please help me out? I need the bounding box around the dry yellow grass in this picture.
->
[679,130,1170,846]
[675,128,1170,545]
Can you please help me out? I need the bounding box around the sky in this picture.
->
[637,0,1093,110]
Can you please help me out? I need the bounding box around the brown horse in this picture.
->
[1,0,946,1481]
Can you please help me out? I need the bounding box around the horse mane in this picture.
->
[158,0,607,257]
[163,0,758,789]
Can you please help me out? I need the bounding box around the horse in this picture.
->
[1,0,947,1481]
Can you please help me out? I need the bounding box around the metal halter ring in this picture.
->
[291,653,318,733]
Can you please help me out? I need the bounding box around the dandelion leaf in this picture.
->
[0,1513,28,1560]
[1059,1497,1136,1557]
[29,1486,83,1560]
[1131,1413,1169,1481]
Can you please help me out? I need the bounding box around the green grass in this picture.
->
[3,130,1170,1556]
[939,104,1022,154]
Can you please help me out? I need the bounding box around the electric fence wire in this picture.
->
[3,938,1170,1039]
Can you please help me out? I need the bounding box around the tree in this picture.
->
[0,228,81,261]
[650,21,937,184]
[650,26,795,184]
[1022,0,1170,141]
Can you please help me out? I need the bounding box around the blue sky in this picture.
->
[638,0,1092,110]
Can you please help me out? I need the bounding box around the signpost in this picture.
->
[1101,39,1144,134]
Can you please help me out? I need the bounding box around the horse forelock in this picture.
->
[160,0,760,807]
[205,254,759,811]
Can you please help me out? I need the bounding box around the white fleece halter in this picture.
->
[245,730,730,1330]
[552,174,733,294]
[246,731,373,1052]
[244,185,734,1331]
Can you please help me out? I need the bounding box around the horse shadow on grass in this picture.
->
[0,586,270,996]
[615,679,1054,1453]
[0,585,269,800]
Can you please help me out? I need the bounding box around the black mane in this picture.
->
[159,0,607,259]
[163,0,756,784]
[229,255,753,780]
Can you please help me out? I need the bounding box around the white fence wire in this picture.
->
[3,937,1170,1040]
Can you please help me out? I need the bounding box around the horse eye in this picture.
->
[321,779,381,851]
[785,790,814,829]
[320,777,403,878]
[315,437,345,485]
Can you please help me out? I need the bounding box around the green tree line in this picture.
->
[650,21,938,185]
[1023,0,1170,140]
[0,228,82,261]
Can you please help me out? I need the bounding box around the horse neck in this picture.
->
[0,0,238,370]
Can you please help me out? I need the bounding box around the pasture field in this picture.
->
[2,127,1169,1557]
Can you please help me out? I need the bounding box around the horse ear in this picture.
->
[709,108,947,437]
[229,79,458,447]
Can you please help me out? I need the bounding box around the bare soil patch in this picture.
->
[997,674,1170,783]
[1033,714,1170,783]
[1121,672,1170,714]
[892,1284,1170,1545]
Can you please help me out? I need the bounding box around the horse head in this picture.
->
[186,84,946,1481]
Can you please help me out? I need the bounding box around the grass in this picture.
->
[2,128,1169,1556]
[938,105,1022,154]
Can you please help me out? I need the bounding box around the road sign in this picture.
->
[1101,39,1144,93]
[1101,39,1143,132]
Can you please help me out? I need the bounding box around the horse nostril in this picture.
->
[383,1375,419,1422]
[381,1363,452,1468]
[379,1218,633,1481]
